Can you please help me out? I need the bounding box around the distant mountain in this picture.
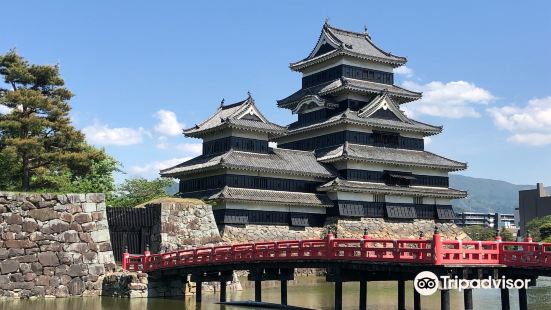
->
[165,175,548,215]
[450,175,548,214]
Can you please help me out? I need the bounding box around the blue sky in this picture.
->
[1,1,550,185]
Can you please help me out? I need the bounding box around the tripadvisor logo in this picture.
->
[414,271,531,296]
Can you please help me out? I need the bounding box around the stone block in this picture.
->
[82,203,97,213]
[83,251,97,263]
[59,230,80,243]
[69,222,83,232]
[97,251,114,264]
[35,275,50,286]
[54,285,69,297]
[79,232,92,243]
[31,286,46,297]
[67,277,85,295]
[87,264,105,276]
[5,214,23,225]
[0,249,8,260]
[23,272,36,282]
[22,219,39,233]
[96,203,106,211]
[65,242,89,253]
[60,212,73,223]
[86,193,105,203]
[30,262,42,274]
[19,263,31,274]
[38,200,56,209]
[66,204,82,214]
[43,267,55,276]
[56,194,68,204]
[8,247,25,257]
[91,212,104,221]
[20,201,36,211]
[4,239,36,249]
[96,219,109,230]
[38,252,59,267]
[0,259,19,274]
[91,229,110,243]
[74,213,92,224]
[67,264,88,277]
[97,242,112,252]
[67,194,85,204]
[81,222,96,232]
[29,209,58,222]
[17,254,38,263]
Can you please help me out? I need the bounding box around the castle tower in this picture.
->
[274,22,467,220]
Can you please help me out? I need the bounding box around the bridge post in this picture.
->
[414,289,421,310]
[500,288,510,310]
[219,279,226,303]
[441,289,450,310]
[433,227,443,265]
[255,279,262,302]
[195,280,202,303]
[518,287,528,310]
[464,288,473,310]
[334,279,343,310]
[122,246,129,270]
[359,279,367,310]
[398,279,406,310]
[280,279,288,305]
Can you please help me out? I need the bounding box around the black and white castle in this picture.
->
[161,22,467,228]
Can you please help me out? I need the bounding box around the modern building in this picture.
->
[454,212,516,228]
[162,22,468,227]
[518,183,551,234]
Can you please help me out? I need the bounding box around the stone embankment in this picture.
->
[0,192,115,299]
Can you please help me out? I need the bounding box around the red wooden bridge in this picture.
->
[122,231,551,310]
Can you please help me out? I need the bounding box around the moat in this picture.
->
[2,277,551,310]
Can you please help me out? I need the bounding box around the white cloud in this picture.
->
[402,80,495,118]
[83,123,145,146]
[154,109,184,136]
[0,105,11,114]
[393,66,414,78]
[176,143,202,155]
[488,96,551,146]
[156,136,169,150]
[424,137,432,145]
[128,157,191,178]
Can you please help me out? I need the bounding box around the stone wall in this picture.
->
[0,192,115,299]
[153,199,222,252]
[220,218,468,243]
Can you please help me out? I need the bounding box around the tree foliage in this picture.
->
[462,225,496,241]
[108,177,173,207]
[525,215,551,242]
[499,228,515,242]
[0,50,120,193]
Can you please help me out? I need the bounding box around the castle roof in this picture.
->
[290,23,407,71]
[318,178,467,199]
[277,94,441,137]
[316,143,466,171]
[184,95,286,138]
[209,186,333,207]
[277,77,421,109]
[160,148,335,179]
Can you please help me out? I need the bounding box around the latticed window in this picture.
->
[374,194,386,203]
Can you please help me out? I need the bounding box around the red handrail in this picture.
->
[122,234,551,272]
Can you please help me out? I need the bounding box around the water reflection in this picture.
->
[1,277,551,310]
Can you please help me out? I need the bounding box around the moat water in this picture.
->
[2,277,551,310]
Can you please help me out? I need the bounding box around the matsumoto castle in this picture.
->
[162,22,467,227]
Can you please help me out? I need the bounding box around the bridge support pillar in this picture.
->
[398,279,405,310]
[280,279,288,305]
[195,280,202,303]
[255,279,262,302]
[414,289,421,310]
[500,288,510,310]
[334,280,343,310]
[219,280,226,303]
[518,288,528,310]
[441,289,450,310]
[464,288,473,310]
[359,279,367,310]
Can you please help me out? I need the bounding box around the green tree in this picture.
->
[0,50,120,194]
[462,225,496,241]
[109,177,173,207]
[499,228,515,242]
[526,215,551,241]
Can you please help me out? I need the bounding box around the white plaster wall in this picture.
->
[302,55,394,76]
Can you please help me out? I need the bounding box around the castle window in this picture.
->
[414,196,424,205]
[374,194,386,203]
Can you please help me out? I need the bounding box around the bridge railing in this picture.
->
[122,231,551,272]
